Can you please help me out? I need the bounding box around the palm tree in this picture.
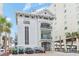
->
[65,32,71,38]
[73,32,79,39]
[5,21,12,48]
[3,21,12,55]
[0,16,12,55]
[0,16,7,48]
[65,32,78,52]
[71,32,76,51]
[73,32,79,52]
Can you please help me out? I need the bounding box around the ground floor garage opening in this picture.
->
[41,42,51,51]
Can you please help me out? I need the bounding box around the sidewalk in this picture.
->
[9,51,79,56]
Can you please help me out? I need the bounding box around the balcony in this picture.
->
[40,36,52,42]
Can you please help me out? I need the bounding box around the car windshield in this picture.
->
[34,47,40,49]
[0,50,4,52]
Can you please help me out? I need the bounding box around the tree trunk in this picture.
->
[4,32,7,55]
[8,33,10,49]
[0,33,1,48]
[71,38,74,52]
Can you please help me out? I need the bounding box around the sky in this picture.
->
[3,3,51,39]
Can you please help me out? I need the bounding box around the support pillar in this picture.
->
[63,39,67,52]
[51,40,55,51]
[76,38,79,52]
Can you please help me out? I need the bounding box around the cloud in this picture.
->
[23,3,32,11]
[6,17,11,22]
[38,3,43,5]
[35,6,48,12]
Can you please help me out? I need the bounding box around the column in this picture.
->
[51,40,55,51]
[63,37,67,52]
[76,38,79,52]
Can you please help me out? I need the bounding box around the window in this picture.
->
[25,26,29,44]
[49,17,54,20]
[20,14,22,17]
[43,17,48,20]
[36,15,39,19]
[54,4,56,7]
[41,23,52,29]
[77,21,79,24]
[25,15,29,18]
[64,26,67,30]
[45,12,47,14]
[23,21,30,24]
[64,9,66,13]
[30,15,35,19]
[41,30,52,39]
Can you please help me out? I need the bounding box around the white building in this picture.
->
[16,10,55,51]
[0,3,3,16]
[16,3,79,52]
[48,3,79,52]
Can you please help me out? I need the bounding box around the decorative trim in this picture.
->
[17,12,55,20]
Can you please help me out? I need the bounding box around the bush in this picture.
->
[11,48,17,54]
[18,48,24,54]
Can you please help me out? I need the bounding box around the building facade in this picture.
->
[16,10,55,51]
[48,3,79,52]
[0,3,3,15]
[16,3,79,52]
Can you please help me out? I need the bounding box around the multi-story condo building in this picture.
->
[16,10,55,51]
[48,3,79,52]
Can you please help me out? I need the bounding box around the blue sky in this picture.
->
[3,3,51,39]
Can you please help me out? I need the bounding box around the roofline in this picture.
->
[16,9,55,24]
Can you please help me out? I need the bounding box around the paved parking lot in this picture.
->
[9,51,79,56]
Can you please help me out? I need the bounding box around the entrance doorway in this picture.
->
[41,42,51,51]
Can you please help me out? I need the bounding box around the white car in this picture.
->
[33,47,45,53]
[0,49,5,56]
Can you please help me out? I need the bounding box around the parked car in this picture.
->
[25,47,34,54]
[11,48,18,54]
[0,49,5,56]
[33,47,45,53]
[17,46,24,54]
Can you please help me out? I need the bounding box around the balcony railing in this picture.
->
[41,26,52,29]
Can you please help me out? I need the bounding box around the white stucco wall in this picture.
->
[17,16,39,47]
[16,10,54,48]
[0,3,3,16]
[48,3,79,42]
